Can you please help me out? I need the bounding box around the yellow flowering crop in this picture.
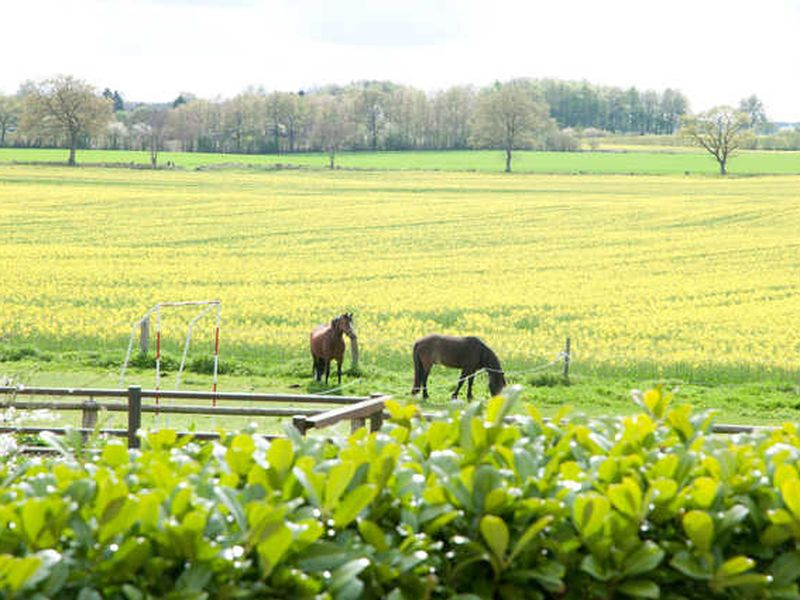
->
[1,165,798,376]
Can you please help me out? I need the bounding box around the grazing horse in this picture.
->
[411,334,506,400]
[310,313,356,385]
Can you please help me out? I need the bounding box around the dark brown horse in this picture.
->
[310,313,356,385]
[411,334,506,400]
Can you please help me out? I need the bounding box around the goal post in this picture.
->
[120,301,221,402]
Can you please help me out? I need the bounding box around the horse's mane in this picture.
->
[480,342,502,372]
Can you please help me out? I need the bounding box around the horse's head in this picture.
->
[332,312,356,338]
[488,370,506,396]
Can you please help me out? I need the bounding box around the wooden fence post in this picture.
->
[292,415,309,436]
[127,386,142,449]
[139,317,149,355]
[369,413,383,432]
[369,393,384,432]
[81,398,98,441]
[563,337,571,381]
[350,417,366,433]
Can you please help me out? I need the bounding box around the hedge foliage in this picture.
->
[2,386,800,599]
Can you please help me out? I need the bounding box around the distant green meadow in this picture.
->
[1,146,799,175]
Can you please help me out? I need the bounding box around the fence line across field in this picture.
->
[0,386,387,449]
[0,386,775,452]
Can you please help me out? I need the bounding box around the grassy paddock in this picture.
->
[1,146,799,175]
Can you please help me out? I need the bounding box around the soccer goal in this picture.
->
[120,300,221,402]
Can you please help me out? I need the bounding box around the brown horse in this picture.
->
[310,313,356,385]
[411,334,506,400]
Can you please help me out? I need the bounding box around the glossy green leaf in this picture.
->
[581,555,610,581]
[333,484,378,528]
[357,519,388,552]
[101,442,128,468]
[255,522,292,577]
[618,579,660,598]
[483,488,508,514]
[608,477,642,519]
[670,550,711,580]
[330,558,370,600]
[769,550,800,586]
[683,510,714,554]
[782,478,800,520]
[572,494,609,539]
[324,462,356,512]
[642,387,670,419]
[622,541,665,577]
[267,438,294,475]
[691,477,719,509]
[712,573,770,589]
[509,515,552,563]
[479,515,509,562]
[717,556,755,577]
[0,554,43,593]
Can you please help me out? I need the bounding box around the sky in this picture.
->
[2,0,799,121]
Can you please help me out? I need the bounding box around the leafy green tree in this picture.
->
[102,88,125,112]
[470,81,550,172]
[19,75,113,165]
[738,94,768,132]
[680,106,751,175]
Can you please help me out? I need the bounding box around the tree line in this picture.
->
[0,76,691,156]
[1,74,793,173]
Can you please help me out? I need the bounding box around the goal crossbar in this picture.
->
[120,301,221,401]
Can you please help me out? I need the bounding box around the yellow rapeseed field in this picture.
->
[1,165,799,378]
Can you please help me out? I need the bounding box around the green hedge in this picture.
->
[2,386,800,599]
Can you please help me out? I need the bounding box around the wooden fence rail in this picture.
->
[0,386,387,449]
[0,386,773,454]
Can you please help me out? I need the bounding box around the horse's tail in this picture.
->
[411,342,423,394]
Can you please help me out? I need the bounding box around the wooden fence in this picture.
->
[0,386,387,449]
[0,385,773,454]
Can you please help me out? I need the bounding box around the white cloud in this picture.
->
[1,0,798,120]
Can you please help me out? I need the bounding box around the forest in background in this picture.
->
[0,78,718,153]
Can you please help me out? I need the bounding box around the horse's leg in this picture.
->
[316,357,325,381]
[466,372,475,399]
[324,359,331,385]
[453,369,469,399]
[421,365,430,400]
[411,348,421,395]
[336,357,342,384]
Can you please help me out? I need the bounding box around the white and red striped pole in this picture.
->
[155,303,161,410]
[212,303,221,406]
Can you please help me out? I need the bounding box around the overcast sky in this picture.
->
[2,0,798,121]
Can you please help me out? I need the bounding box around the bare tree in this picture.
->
[680,106,751,175]
[131,105,170,168]
[470,81,550,172]
[0,94,21,146]
[19,75,113,165]
[222,91,266,154]
[432,86,476,149]
[310,95,356,169]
